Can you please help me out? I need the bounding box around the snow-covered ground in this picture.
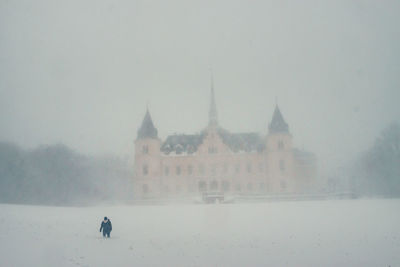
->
[1,199,399,267]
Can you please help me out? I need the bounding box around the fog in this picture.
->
[1,1,400,265]
[1,0,399,174]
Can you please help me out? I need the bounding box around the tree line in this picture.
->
[352,122,400,197]
[0,142,133,205]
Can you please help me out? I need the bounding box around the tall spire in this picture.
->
[137,109,158,139]
[208,73,218,127]
[268,105,289,134]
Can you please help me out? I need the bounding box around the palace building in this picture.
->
[133,87,317,200]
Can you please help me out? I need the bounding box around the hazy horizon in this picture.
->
[1,0,399,173]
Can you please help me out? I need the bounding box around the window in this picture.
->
[247,163,252,173]
[176,144,183,154]
[235,164,240,174]
[142,145,149,154]
[142,184,149,193]
[279,160,285,171]
[143,165,148,175]
[278,141,284,150]
[188,165,193,175]
[164,166,169,176]
[176,166,181,175]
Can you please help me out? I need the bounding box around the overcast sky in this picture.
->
[1,0,399,172]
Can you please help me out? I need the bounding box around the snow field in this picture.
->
[1,199,400,266]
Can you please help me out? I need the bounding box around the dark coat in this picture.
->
[100,219,112,233]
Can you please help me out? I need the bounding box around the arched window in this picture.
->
[142,145,149,154]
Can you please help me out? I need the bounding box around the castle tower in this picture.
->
[266,105,295,193]
[134,108,162,198]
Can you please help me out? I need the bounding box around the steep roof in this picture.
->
[161,133,205,154]
[137,110,158,139]
[160,128,265,155]
[217,128,265,153]
[269,106,289,134]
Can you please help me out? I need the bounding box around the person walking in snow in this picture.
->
[100,217,112,238]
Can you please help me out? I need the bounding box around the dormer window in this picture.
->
[187,145,194,154]
[176,144,183,154]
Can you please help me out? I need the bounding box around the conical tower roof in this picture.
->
[268,105,289,134]
[137,109,158,139]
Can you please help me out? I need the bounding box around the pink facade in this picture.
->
[133,90,316,199]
